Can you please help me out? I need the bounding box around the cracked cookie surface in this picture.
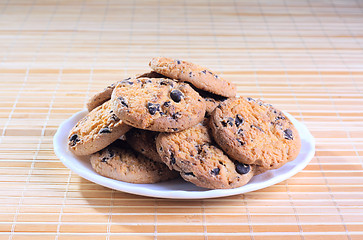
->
[149,57,236,97]
[156,121,255,189]
[90,140,178,184]
[86,71,167,112]
[68,100,131,155]
[111,77,206,132]
[209,97,301,170]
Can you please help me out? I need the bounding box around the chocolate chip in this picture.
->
[283,129,293,140]
[237,129,244,136]
[184,172,195,177]
[147,102,160,115]
[221,117,234,127]
[121,78,133,85]
[211,168,220,175]
[176,60,181,64]
[118,97,128,108]
[208,71,213,75]
[235,162,250,174]
[99,127,111,134]
[101,157,108,162]
[170,152,176,165]
[110,114,120,121]
[172,112,181,119]
[236,139,245,146]
[170,89,184,103]
[172,128,179,131]
[69,134,80,146]
[201,70,207,74]
[189,72,193,77]
[247,97,255,102]
[163,101,171,107]
[235,114,244,127]
[160,80,173,86]
[275,115,285,121]
[214,75,219,78]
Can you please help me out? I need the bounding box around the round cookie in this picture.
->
[194,89,228,116]
[68,100,131,156]
[156,121,255,189]
[86,81,119,112]
[90,140,179,184]
[125,128,162,163]
[111,77,206,132]
[149,57,236,98]
[209,97,301,170]
[87,72,167,112]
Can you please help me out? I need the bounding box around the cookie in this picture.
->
[68,100,131,156]
[87,72,167,112]
[125,128,162,163]
[86,81,120,112]
[194,88,228,116]
[90,140,178,184]
[156,121,255,189]
[149,57,236,97]
[111,77,206,132]
[209,97,301,170]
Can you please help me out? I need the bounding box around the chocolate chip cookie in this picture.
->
[90,140,178,184]
[149,57,236,97]
[68,100,131,156]
[125,128,162,163]
[111,77,206,132]
[156,121,255,189]
[87,72,167,112]
[209,97,301,170]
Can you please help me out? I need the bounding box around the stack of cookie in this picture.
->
[68,57,301,189]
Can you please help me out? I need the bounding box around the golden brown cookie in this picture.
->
[209,97,301,170]
[111,77,206,132]
[90,140,178,184]
[149,57,236,97]
[87,72,167,112]
[68,100,131,156]
[156,121,255,189]
[125,128,162,163]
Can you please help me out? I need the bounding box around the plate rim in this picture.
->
[53,109,315,199]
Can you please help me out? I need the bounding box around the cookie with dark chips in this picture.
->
[90,140,178,184]
[86,71,167,112]
[156,121,255,189]
[209,97,301,170]
[111,77,206,132]
[68,100,131,156]
[125,128,162,163]
[149,57,236,97]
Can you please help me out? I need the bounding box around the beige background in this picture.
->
[0,0,363,239]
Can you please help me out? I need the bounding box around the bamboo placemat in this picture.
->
[1,0,362,239]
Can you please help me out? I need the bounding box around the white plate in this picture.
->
[53,110,315,199]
